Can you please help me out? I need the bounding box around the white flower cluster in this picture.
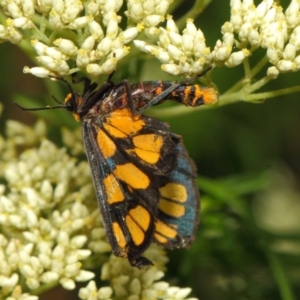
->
[0,0,173,77]
[0,120,111,299]
[136,0,300,77]
[227,0,300,77]
[79,245,197,300]
[134,16,212,76]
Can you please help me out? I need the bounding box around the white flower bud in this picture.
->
[277,60,295,72]
[68,16,93,30]
[23,66,51,78]
[154,48,171,63]
[283,43,296,60]
[62,6,82,23]
[167,44,183,61]
[27,278,40,290]
[40,271,59,283]
[70,235,88,248]
[8,27,23,44]
[133,40,147,51]
[88,21,104,40]
[57,231,69,245]
[179,61,191,74]
[213,45,232,61]
[21,264,36,278]
[256,0,273,22]
[56,60,70,75]
[53,38,78,56]
[65,263,80,277]
[181,34,194,55]
[144,15,164,27]
[156,1,171,15]
[36,55,57,70]
[23,0,35,18]
[60,278,76,290]
[106,18,119,39]
[38,254,51,268]
[25,209,38,227]
[52,0,64,14]
[37,0,52,13]
[86,1,99,15]
[168,32,182,48]
[7,2,22,18]
[86,63,102,75]
[225,49,250,67]
[75,270,95,281]
[81,36,95,52]
[11,17,33,29]
[127,3,143,21]
[184,18,197,36]
[266,47,280,63]
[161,63,180,75]
[96,37,112,58]
[158,28,171,47]
[248,29,260,46]
[118,27,139,44]
[230,14,243,31]
[221,21,234,34]
[49,9,63,29]
[101,57,117,74]
[223,32,234,47]
[166,16,178,33]
[98,286,113,299]
[108,46,130,61]
[144,26,160,38]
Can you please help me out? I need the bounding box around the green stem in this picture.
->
[246,85,300,102]
[263,247,296,300]
[247,76,271,93]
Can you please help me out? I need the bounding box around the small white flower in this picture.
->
[277,59,296,72]
[60,277,76,290]
[69,16,93,30]
[49,9,63,29]
[88,21,104,40]
[10,17,34,30]
[7,2,23,19]
[76,49,90,68]
[53,38,78,56]
[225,49,250,67]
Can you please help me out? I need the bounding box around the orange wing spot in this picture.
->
[125,215,145,246]
[134,148,160,164]
[159,183,188,203]
[154,86,163,95]
[103,123,127,138]
[133,134,163,152]
[106,108,145,136]
[158,198,185,217]
[103,174,124,204]
[97,129,116,158]
[112,222,127,249]
[183,85,192,105]
[129,205,150,232]
[199,87,218,105]
[114,163,150,189]
[154,232,168,244]
[132,134,163,164]
[155,219,177,239]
